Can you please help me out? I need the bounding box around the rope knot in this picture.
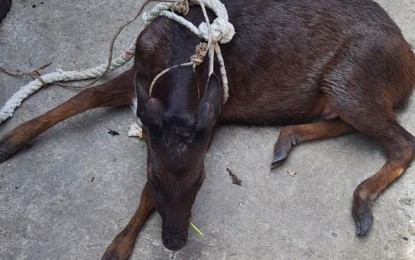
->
[190,42,208,66]
[198,17,235,43]
[172,0,190,15]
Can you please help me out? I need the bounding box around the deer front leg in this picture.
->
[0,69,135,162]
[271,119,355,169]
[102,182,155,260]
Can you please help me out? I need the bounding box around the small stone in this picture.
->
[287,169,297,177]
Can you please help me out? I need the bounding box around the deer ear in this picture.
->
[135,72,163,127]
[197,74,221,129]
[146,98,163,127]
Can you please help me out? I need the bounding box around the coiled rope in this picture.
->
[0,0,235,125]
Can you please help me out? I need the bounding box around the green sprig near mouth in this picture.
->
[190,222,204,238]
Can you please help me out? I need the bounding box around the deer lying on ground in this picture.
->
[1,0,414,259]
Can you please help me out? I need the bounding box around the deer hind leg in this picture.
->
[325,80,415,235]
[0,69,135,162]
[271,118,355,169]
[318,37,415,235]
[345,116,415,235]
[102,182,155,260]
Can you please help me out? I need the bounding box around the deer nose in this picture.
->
[162,231,188,251]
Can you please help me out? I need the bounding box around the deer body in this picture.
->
[1,0,415,259]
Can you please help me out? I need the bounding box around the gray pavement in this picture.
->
[0,1,414,259]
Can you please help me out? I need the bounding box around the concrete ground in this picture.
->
[0,0,414,259]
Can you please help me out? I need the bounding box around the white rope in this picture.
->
[0,43,135,124]
[146,0,235,101]
[0,0,235,125]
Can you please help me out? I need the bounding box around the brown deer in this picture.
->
[1,0,414,259]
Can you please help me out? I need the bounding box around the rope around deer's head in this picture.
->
[146,0,235,103]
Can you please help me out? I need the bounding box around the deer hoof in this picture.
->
[0,138,16,163]
[355,215,373,236]
[0,145,12,163]
[352,203,374,236]
[271,150,288,170]
[101,252,120,260]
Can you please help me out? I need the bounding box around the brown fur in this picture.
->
[1,0,415,258]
